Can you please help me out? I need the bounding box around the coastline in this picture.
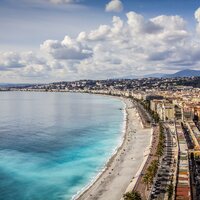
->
[72,95,127,200]
[74,96,152,200]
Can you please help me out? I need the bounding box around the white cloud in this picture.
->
[126,12,163,34]
[1,9,200,82]
[105,0,123,13]
[195,7,200,34]
[0,51,50,80]
[88,25,110,41]
[40,36,92,60]
[195,7,200,22]
[0,52,25,70]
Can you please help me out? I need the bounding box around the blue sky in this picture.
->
[0,0,200,83]
[0,0,199,50]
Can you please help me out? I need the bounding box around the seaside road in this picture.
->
[76,98,152,200]
[133,125,159,199]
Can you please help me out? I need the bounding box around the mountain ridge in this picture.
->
[163,69,200,78]
[119,69,200,79]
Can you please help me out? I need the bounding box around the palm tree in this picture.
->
[167,184,173,200]
[143,174,150,189]
[156,144,164,157]
[123,191,142,200]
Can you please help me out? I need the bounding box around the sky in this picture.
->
[0,0,200,83]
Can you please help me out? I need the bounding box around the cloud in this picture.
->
[195,7,200,34]
[126,12,163,34]
[74,11,199,78]
[0,52,25,70]
[105,0,123,13]
[0,51,51,81]
[195,7,200,22]
[40,36,92,60]
[2,9,200,82]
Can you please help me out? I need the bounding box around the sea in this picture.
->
[0,92,125,200]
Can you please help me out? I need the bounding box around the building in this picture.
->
[163,103,175,121]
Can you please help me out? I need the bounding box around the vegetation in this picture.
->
[123,191,142,200]
[140,100,160,123]
[167,183,174,200]
[136,100,166,191]
[177,76,200,88]
[156,123,165,157]
[141,100,150,111]
[143,159,159,188]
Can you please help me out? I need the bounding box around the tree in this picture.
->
[143,159,159,189]
[153,112,160,123]
[142,174,150,189]
[156,123,165,157]
[123,191,142,200]
[167,184,173,200]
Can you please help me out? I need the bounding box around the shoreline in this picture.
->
[72,95,127,200]
[74,96,152,200]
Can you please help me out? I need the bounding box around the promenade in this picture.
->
[133,125,159,199]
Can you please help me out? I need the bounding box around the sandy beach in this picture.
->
[75,97,152,200]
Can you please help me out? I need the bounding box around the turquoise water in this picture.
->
[0,92,124,200]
